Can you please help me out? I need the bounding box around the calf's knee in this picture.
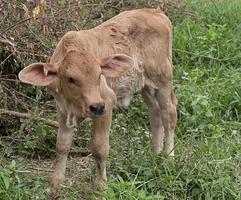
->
[56,144,70,155]
[91,142,109,161]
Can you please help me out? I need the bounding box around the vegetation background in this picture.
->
[0,0,240,199]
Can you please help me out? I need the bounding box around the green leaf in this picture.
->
[2,174,10,190]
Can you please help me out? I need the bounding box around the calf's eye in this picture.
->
[68,77,76,84]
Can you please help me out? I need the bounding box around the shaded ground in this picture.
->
[15,155,94,199]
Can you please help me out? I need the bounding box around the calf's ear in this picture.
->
[100,54,133,77]
[18,63,58,86]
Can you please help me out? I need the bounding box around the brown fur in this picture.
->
[18,8,177,197]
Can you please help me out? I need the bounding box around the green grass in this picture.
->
[1,0,241,199]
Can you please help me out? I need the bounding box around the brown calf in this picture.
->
[18,8,177,196]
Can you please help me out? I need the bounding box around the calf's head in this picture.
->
[19,49,133,125]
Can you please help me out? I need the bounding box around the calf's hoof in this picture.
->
[46,175,64,198]
[94,178,107,192]
[95,185,107,200]
[46,187,59,199]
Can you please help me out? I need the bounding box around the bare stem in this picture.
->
[0,109,59,128]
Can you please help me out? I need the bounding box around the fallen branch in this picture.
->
[0,109,59,128]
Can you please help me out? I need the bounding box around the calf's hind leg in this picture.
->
[141,86,165,154]
[156,85,177,156]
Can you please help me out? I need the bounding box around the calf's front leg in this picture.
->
[90,106,112,191]
[46,113,74,197]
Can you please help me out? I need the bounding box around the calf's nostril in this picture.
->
[90,103,105,115]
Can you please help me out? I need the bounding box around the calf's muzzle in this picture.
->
[89,102,105,115]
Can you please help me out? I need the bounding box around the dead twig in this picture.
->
[0,38,15,47]
[0,77,20,83]
[1,84,39,103]
[30,167,53,172]
[0,109,59,128]
[16,170,32,173]
[2,48,48,58]
[16,168,52,173]
[0,17,32,35]
[0,52,14,66]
